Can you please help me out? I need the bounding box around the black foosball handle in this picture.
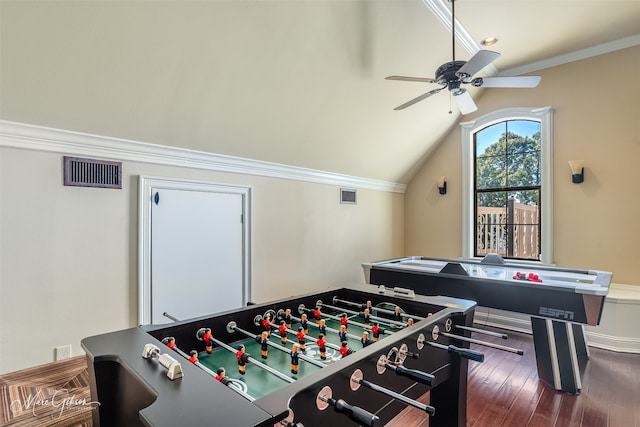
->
[331,398,379,426]
[448,344,485,362]
[392,364,434,386]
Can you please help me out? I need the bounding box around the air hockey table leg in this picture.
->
[531,316,589,394]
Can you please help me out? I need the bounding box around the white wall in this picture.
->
[0,122,405,373]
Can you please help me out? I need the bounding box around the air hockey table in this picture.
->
[82,284,483,427]
[362,255,613,394]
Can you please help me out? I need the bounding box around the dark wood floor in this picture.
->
[389,326,640,427]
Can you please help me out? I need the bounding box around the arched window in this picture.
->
[461,107,553,264]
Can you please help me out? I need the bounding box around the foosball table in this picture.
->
[81,284,496,426]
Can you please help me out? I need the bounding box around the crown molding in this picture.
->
[501,34,640,76]
[0,120,406,194]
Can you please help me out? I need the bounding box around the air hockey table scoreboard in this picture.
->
[362,255,613,394]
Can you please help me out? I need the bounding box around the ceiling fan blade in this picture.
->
[386,75,437,83]
[453,90,478,114]
[474,75,542,88]
[393,88,444,110]
[456,50,500,80]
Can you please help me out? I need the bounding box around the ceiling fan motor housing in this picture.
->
[436,61,468,94]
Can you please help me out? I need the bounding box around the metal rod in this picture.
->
[162,312,179,322]
[440,331,524,355]
[209,337,295,383]
[317,301,406,328]
[163,336,256,402]
[304,310,369,341]
[230,323,326,368]
[299,307,393,337]
[422,340,485,362]
[455,325,508,339]
[333,297,425,321]
[356,378,435,415]
[289,314,349,351]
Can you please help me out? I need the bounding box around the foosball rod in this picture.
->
[317,301,406,328]
[289,314,353,351]
[296,307,393,337]
[157,319,256,402]
[420,339,485,362]
[332,297,424,321]
[163,312,180,322]
[350,369,435,416]
[279,323,342,353]
[454,324,509,339]
[316,386,379,427]
[227,321,326,368]
[295,309,365,341]
[209,336,295,384]
[438,331,524,355]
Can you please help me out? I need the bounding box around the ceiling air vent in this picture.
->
[340,188,357,204]
[63,156,122,189]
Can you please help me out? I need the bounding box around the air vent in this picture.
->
[340,188,357,204]
[63,156,122,189]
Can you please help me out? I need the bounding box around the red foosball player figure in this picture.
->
[290,344,300,374]
[161,336,176,350]
[188,350,198,364]
[313,306,322,320]
[196,328,214,353]
[215,367,225,381]
[338,325,348,342]
[360,308,371,325]
[300,313,309,335]
[261,314,272,337]
[318,318,327,335]
[296,327,306,352]
[256,331,269,359]
[202,328,214,353]
[339,313,349,331]
[339,341,353,358]
[215,367,232,386]
[284,308,292,329]
[236,345,249,375]
[278,320,288,344]
[317,333,327,360]
[361,331,374,348]
[371,323,384,342]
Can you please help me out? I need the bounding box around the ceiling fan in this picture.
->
[386,0,541,114]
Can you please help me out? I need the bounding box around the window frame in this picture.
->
[461,107,553,264]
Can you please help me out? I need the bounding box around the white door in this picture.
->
[147,185,246,324]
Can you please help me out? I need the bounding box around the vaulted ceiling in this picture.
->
[1,0,639,183]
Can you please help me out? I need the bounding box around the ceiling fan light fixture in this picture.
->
[481,37,498,46]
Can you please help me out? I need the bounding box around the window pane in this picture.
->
[476,122,506,157]
[507,151,540,187]
[505,192,540,260]
[477,156,506,189]
[506,120,541,154]
[475,192,507,256]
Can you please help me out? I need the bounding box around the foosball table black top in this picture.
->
[82,284,478,427]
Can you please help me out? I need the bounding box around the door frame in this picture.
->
[138,175,252,325]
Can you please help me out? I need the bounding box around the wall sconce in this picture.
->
[568,160,584,184]
[436,176,447,194]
